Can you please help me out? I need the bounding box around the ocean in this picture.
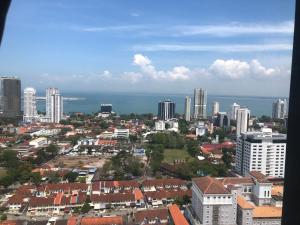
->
[35,92,287,117]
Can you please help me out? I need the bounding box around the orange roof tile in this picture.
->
[253,206,282,218]
[168,204,189,225]
[272,185,284,196]
[193,176,230,194]
[237,196,254,209]
[80,216,123,225]
[54,192,64,205]
[133,188,144,201]
[67,217,78,225]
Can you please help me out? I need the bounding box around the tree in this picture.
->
[81,202,92,213]
[0,214,7,221]
[178,119,189,134]
[185,140,199,157]
[30,172,42,186]
[64,171,78,183]
[45,144,59,157]
[129,134,138,143]
[48,172,60,183]
[222,148,233,168]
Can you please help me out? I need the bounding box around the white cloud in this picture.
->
[133,43,292,52]
[132,54,192,81]
[130,13,140,17]
[209,59,250,79]
[174,21,294,37]
[250,60,280,77]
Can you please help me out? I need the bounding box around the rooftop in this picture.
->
[253,206,282,218]
[168,204,189,225]
[193,176,230,195]
[237,196,254,209]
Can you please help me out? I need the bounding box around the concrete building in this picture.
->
[23,87,37,123]
[236,108,250,137]
[189,176,236,225]
[235,128,286,178]
[196,121,206,137]
[29,137,48,148]
[113,128,129,139]
[194,88,207,119]
[158,100,175,120]
[231,103,240,121]
[214,112,230,128]
[99,104,113,118]
[184,96,191,121]
[212,101,220,116]
[272,99,288,119]
[46,88,63,123]
[155,120,166,131]
[0,77,21,118]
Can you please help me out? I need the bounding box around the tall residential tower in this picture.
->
[184,96,191,121]
[158,100,175,121]
[236,108,250,137]
[23,87,37,123]
[194,88,207,119]
[46,88,63,123]
[272,99,288,119]
[0,77,21,118]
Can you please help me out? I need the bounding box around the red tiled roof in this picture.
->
[133,188,144,201]
[145,190,191,200]
[80,216,123,225]
[142,178,186,187]
[193,176,230,194]
[91,193,135,203]
[135,208,169,223]
[168,204,189,225]
[221,177,254,186]
[67,217,78,225]
[92,180,139,190]
[249,171,272,183]
[29,196,54,207]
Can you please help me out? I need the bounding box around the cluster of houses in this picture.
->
[4,178,190,217]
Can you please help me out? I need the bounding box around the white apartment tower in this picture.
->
[23,87,37,123]
[272,99,288,119]
[235,128,286,178]
[184,96,191,121]
[231,102,240,120]
[212,101,220,116]
[236,108,250,137]
[46,88,63,123]
[194,88,207,119]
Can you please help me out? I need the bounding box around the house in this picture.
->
[134,208,169,225]
[141,178,187,192]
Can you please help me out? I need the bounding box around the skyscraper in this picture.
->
[212,101,220,116]
[46,88,63,123]
[235,128,286,178]
[158,100,175,120]
[23,87,37,123]
[236,108,250,137]
[0,77,21,118]
[184,96,191,121]
[231,102,240,120]
[194,88,207,119]
[272,99,288,119]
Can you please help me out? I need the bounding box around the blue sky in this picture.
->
[0,0,295,96]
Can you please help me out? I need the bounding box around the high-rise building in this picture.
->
[236,108,250,137]
[235,128,286,178]
[0,77,21,118]
[272,99,288,119]
[184,96,191,121]
[194,88,207,119]
[158,100,175,120]
[212,101,220,116]
[46,88,63,123]
[231,102,240,120]
[214,112,230,128]
[23,87,37,123]
[101,104,112,114]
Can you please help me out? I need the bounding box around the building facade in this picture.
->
[0,77,21,118]
[231,103,240,121]
[184,96,191,121]
[23,87,37,123]
[236,108,250,137]
[158,100,175,120]
[214,112,230,128]
[212,101,220,116]
[194,88,207,119]
[272,99,287,119]
[46,88,63,123]
[235,128,286,178]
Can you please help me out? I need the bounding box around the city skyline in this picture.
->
[0,0,295,96]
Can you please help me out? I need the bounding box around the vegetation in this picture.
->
[163,149,192,164]
[64,171,78,183]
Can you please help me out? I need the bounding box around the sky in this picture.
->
[0,0,295,96]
